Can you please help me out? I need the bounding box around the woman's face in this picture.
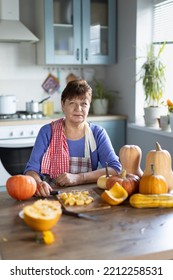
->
[62,96,90,124]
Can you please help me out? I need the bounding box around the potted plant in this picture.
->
[92,80,110,115]
[138,43,167,127]
[92,80,109,115]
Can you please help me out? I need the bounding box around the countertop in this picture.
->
[0,184,173,260]
[0,114,127,126]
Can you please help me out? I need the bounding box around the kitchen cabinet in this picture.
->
[90,118,127,154]
[35,0,116,65]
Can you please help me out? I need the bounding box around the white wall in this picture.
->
[0,43,57,111]
[106,0,153,123]
[106,0,137,122]
[135,0,153,122]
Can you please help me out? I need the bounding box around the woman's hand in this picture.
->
[56,173,83,187]
[35,181,53,197]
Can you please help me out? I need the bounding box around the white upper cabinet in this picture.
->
[36,0,116,65]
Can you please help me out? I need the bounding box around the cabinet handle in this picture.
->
[76,48,80,60]
[85,48,88,60]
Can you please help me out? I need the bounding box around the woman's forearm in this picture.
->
[81,167,118,184]
[25,170,52,197]
[25,170,42,184]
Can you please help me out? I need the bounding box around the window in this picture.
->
[153,0,173,101]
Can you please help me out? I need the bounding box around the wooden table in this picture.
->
[1,184,173,260]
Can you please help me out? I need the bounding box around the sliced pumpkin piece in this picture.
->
[101,182,128,205]
[59,190,94,206]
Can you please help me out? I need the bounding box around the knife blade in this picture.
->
[105,162,109,178]
[62,208,97,221]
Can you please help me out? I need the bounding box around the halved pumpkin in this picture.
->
[23,199,62,232]
[101,182,128,205]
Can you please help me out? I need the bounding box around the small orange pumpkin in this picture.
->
[139,164,168,194]
[6,175,37,201]
[106,169,140,196]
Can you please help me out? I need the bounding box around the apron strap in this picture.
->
[84,122,97,158]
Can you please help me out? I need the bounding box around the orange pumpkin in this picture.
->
[139,164,168,194]
[6,175,37,201]
[106,169,140,196]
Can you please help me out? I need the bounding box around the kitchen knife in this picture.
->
[62,208,97,221]
[50,190,61,195]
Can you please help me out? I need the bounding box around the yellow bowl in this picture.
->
[23,199,62,231]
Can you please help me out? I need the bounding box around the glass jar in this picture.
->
[42,100,54,116]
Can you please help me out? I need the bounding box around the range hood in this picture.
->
[0,0,39,43]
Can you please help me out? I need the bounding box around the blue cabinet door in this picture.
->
[44,0,82,64]
[92,119,126,154]
[82,0,116,64]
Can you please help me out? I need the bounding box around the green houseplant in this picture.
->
[92,80,110,115]
[138,43,166,126]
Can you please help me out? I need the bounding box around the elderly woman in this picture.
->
[24,79,122,197]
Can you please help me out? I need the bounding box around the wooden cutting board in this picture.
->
[56,188,111,213]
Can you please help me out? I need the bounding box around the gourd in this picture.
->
[6,175,37,201]
[97,174,112,189]
[106,169,140,196]
[139,164,168,194]
[143,142,173,191]
[119,145,143,177]
[129,193,173,208]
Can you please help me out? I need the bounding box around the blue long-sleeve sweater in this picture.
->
[24,122,122,176]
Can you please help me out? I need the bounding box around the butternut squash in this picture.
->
[129,193,173,208]
[119,145,143,178]
[143,142,173,191]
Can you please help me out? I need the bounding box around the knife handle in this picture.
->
[50,190,61,195]
[62,208,79,217]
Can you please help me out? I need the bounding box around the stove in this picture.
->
[0,111,45,120]
[0,111,50,185]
